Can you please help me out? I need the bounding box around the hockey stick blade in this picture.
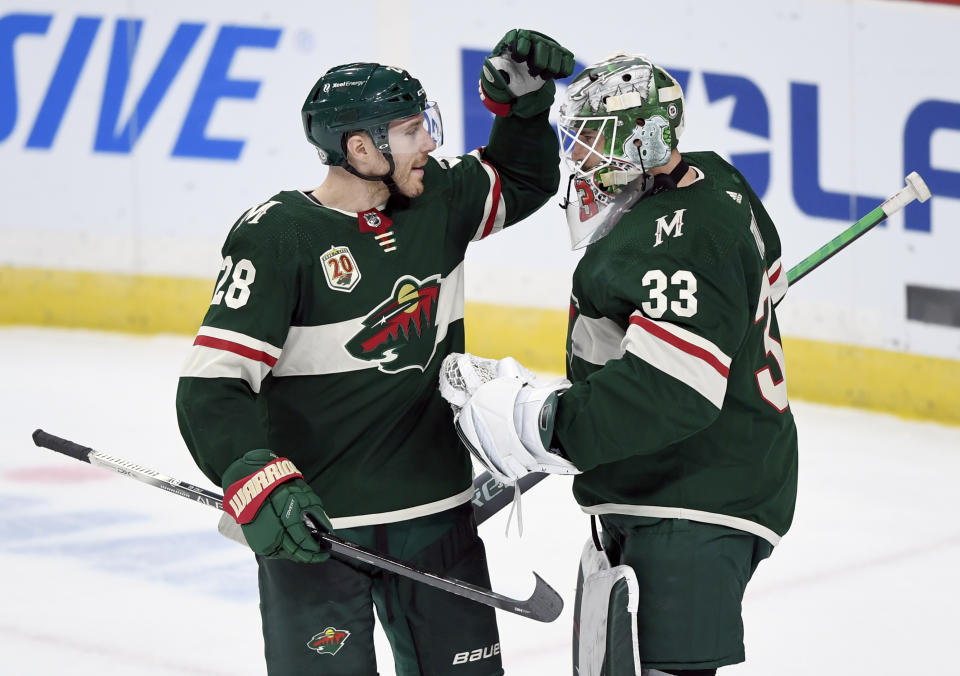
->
[32,429,563,622]
[786,172,931,285]
[302,512,562,622]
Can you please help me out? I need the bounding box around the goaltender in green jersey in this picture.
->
[441,53,798,675]
[176,30,574,676]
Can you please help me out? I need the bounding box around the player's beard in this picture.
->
[391,154,428,198]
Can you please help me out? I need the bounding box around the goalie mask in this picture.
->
[301,63,443,179]
[557,53,685,248]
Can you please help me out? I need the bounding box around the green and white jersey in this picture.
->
[177,113,559,528]
[556,151,798,545]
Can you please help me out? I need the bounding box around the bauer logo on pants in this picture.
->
[452,642,500,665]
[308,627,351,656]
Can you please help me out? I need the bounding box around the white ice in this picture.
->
[1,327,958,675]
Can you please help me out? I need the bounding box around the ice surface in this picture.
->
[2,328,958,674]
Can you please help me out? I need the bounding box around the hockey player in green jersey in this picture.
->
[176,30,574,676]
[441,53,798,675]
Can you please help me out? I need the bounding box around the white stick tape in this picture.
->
[881,171,931,216]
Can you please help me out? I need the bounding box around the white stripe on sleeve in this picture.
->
[570,314,626,366]
[181,327,282,393]
[467,150,506,241]
[623,311,732,409]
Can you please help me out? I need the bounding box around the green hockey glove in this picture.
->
[222,449,332,564]
[480,28,575,118]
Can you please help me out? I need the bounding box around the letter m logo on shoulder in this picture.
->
[308,627,351,656]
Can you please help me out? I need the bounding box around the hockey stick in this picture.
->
[786,172,930,284]
[469,172,933,515]
[161,169,933,537]
[30,429,563,623]
[472,470,545,525]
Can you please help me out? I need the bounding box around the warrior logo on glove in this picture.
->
[224,457,303,524]
[345,274,442,373]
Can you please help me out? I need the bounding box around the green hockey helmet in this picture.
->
[558,53,685,178]
[301,62,442,168]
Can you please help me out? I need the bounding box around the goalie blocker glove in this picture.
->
[222,449,333,564]
[480,28,575,118]
[456,376,580,483]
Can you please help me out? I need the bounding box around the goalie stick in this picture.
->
[464,172,933,512]
[786,171,930,284]
[30,429,563,623]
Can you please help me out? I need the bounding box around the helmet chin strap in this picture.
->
[343,154,403,196]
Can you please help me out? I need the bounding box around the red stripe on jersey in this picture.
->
[629,315,730,378]
[768,264,782,285]
[193,335,278,367]
[479,161,502,239]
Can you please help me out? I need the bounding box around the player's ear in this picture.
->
[344,131,373,165]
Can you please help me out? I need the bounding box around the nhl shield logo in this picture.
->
[357,208,393,235]
[321,245,361,292]
[308,627,350,656]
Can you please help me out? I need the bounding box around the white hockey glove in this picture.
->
[456,376,580,483]
[439,352,536,413]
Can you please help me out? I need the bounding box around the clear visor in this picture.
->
[386,101,444,156]
[557,114,620,177]
[422,101,443,148]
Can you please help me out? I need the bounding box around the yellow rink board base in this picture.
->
[3,266,958,426]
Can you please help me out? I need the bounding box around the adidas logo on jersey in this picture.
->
[727,191,743,203]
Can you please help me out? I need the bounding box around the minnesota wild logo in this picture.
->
[345,274,442,373]
[307,627,350,656]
